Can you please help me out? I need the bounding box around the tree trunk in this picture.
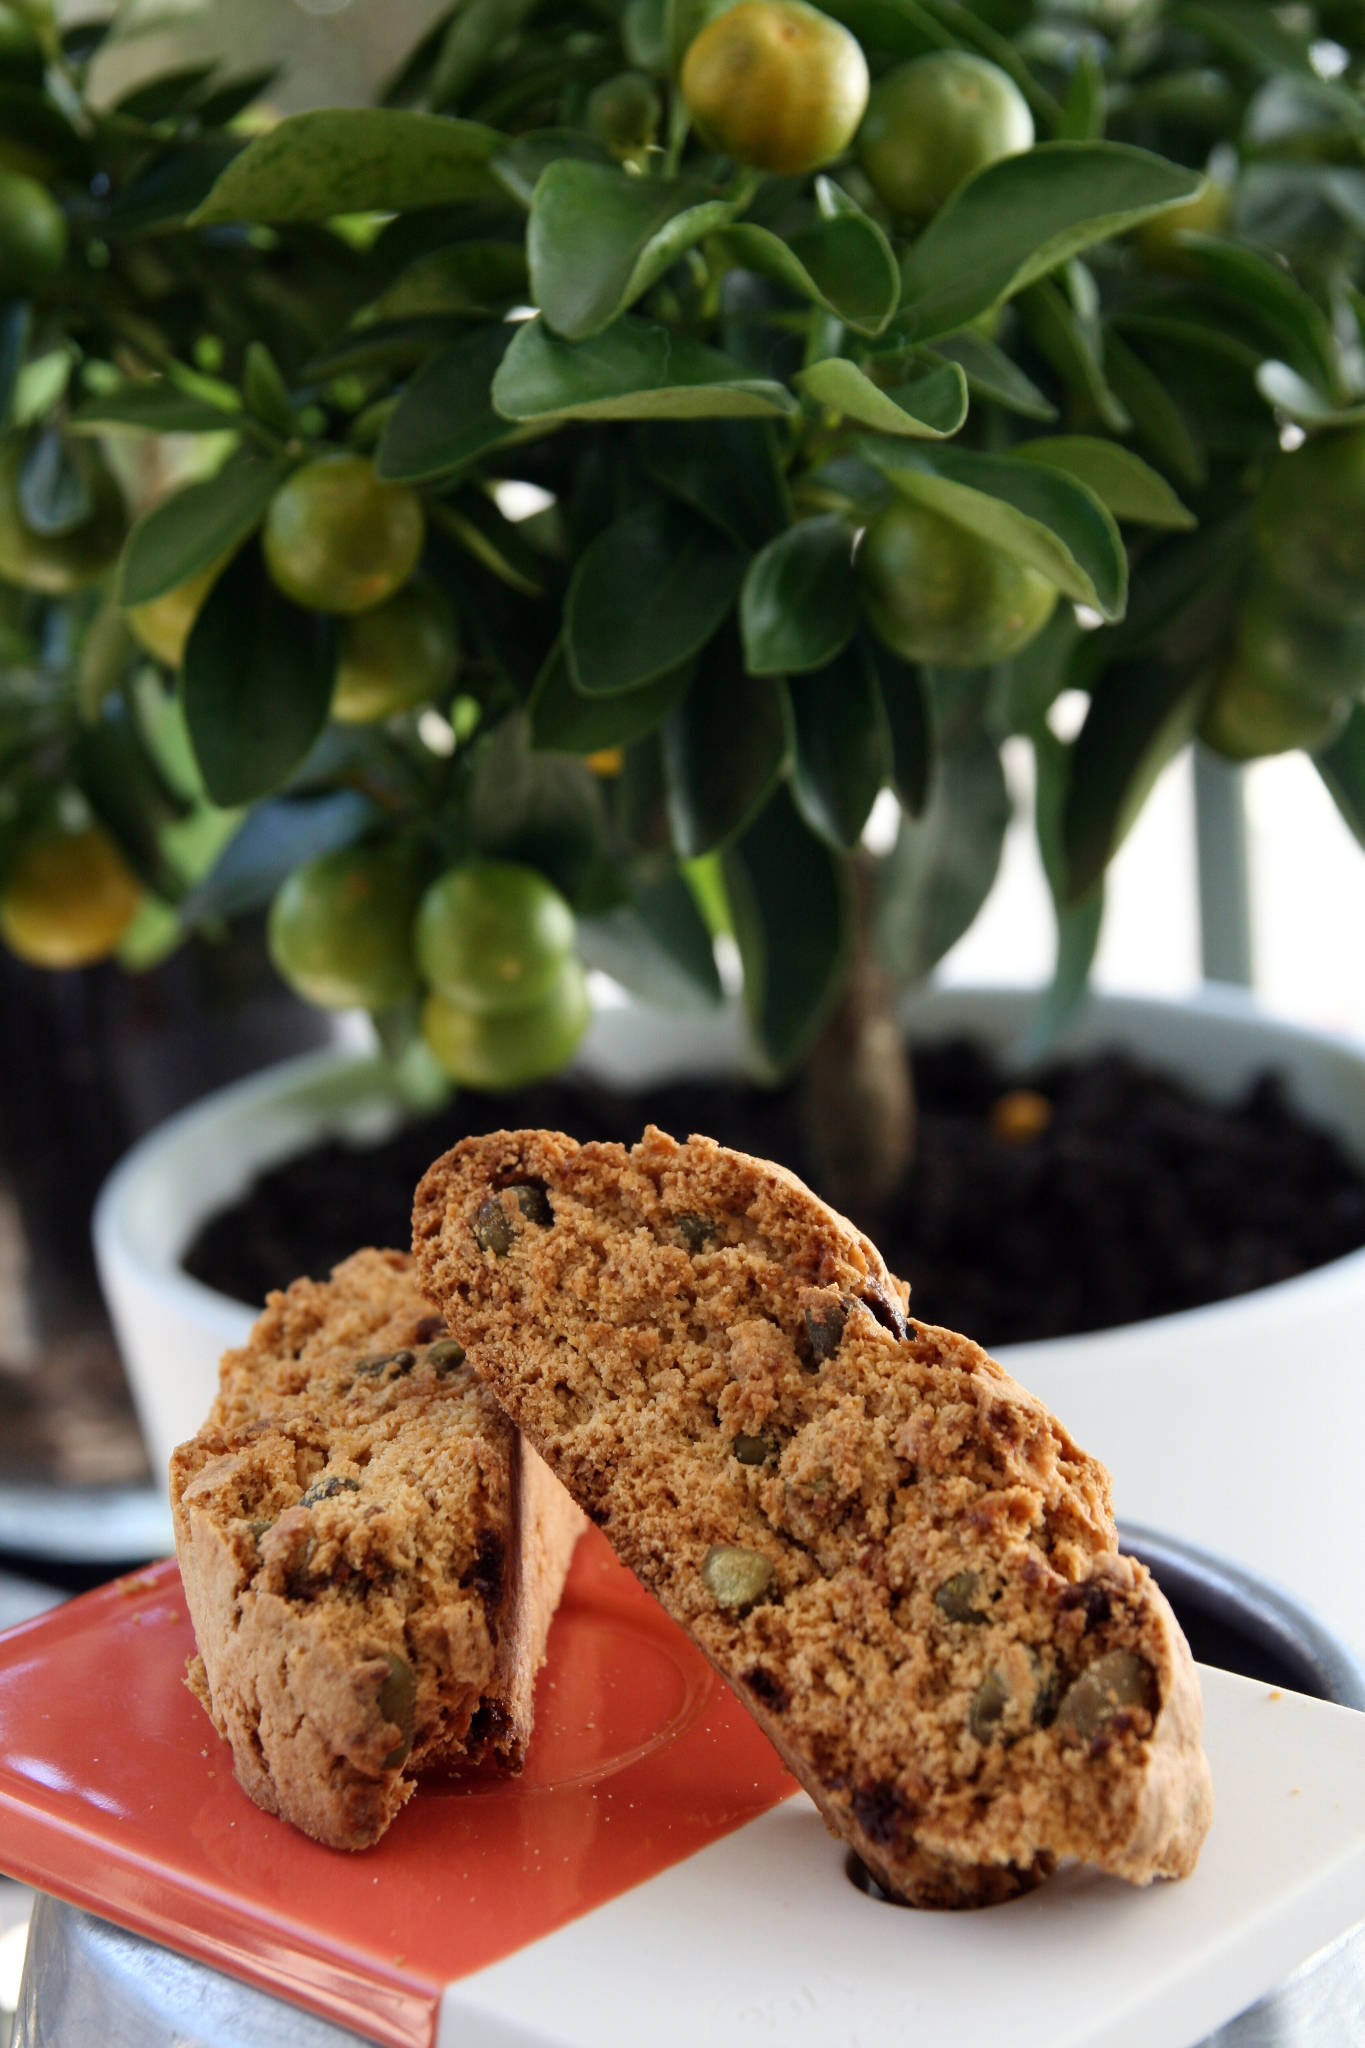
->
[798,858,915,1227]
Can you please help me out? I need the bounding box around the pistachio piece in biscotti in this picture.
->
[413,1127,1213,1909]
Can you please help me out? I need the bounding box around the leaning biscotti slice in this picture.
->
[413,1129,1213,1908]
[170,1247,584,1851]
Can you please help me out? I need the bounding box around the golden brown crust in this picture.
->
[413,1128,1213,1906]
[170,1247,583,1850]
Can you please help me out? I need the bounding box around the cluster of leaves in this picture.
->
[7,0,1365,1076]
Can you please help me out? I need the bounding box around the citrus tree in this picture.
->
[5,0,1365,1204]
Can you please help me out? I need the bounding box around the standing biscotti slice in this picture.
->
[170,1247,584,1851]
[413,1128,1213,1908]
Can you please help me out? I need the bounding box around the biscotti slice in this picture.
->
[170,1247,584,1850]
[413,1128,1213,1908]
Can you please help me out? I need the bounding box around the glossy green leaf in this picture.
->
[817,0,950,56]
[195,67,281,129]
[1316,708,1365,854]
[579,871,722,1011]
[723,784,850,1076]
[466,714,607,906]
[996,602,1084,738]
[431,0,541,109]
[74,699,190,902]
[866,442,1128,618]
[1017,276,1131,435]
[1013,437,1195,529]
[1176,235,1340,389]
[662,643,790,857]
[528,162,737,341]
[898,143,1203,342]
[181,791,379,926]
[1059,47,1104,142]
[113,61,220,123]
[926,331,1057,422]
[69,382,240,435]
[717,181,900,339]
[567,500,745,697]
[1103,332,1206,491]
[182,542,337,807]
[796,357,968,439]
[1176,0,1315,77]
[637,420,788,550]
[119,449,293,608]
[1255,361,1365,430]
[490,129,614,207]
[529,642,693,753]
[871,642,932,815]
[492,316,796,423]
[376,322,519,482]
[191,109,503,224]
[104,139,239,238]
[1060,661,1204,902]
[361,241,528,323]
[789,638,892,850]
[876,734,1009,983]
[243,343,294,437]
[740,516,858,677]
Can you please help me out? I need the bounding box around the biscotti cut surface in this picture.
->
[170,1247,583,1850]
[413,1129,1213,1908]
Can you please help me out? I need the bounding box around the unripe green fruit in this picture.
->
[859,497,1058,668]
[858,51,1034,221]
[0,170,65,296]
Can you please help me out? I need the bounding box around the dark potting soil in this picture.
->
[181,1039,1365,1349]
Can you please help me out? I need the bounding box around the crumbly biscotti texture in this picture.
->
[170,1247,584,1851]
[413,1128,1213,1908]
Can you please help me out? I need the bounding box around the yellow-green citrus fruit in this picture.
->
[0,170,64,296]
[1236,584,1365,706]
[1198,659,1348,762]
[681,0,870,178]
[267,841,422,1012]
[1255,430,1365,625]
[415,859,576,1015]
[0,437,126,595]
[421,954,590,1090]
[858,51,1034,221]
[587,70,662,157]
[859,497,1058,667]
[124,554,230,669]
[0,823,141,968]
[332,580,458,724]
[1137,176,1233,265]
[262,455,424,615]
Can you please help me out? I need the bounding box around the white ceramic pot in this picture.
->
[94,982,1365,1661]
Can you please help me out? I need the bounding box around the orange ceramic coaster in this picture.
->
[0,1526,795,2047]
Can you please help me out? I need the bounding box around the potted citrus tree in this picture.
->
[8,0,1365,1602]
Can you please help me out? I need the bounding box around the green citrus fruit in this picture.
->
[415,860,576,1016]
[0,437,125,595]
[1235,584,1365,705]
[0,170,64,295]
[1137,176,1233,265]
[587,70,662,158]
[681,0,869,178]
[332,581,458,724]
[857,51,1034,221]
[267,841,422,1012]
[1255,430,1365,625]
[421,954,590,1090]
[0,823,141,968]
[124,554,231,669]
[1198,659,1348,762]
[262,455,424,615]
[859,497,1058,667]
